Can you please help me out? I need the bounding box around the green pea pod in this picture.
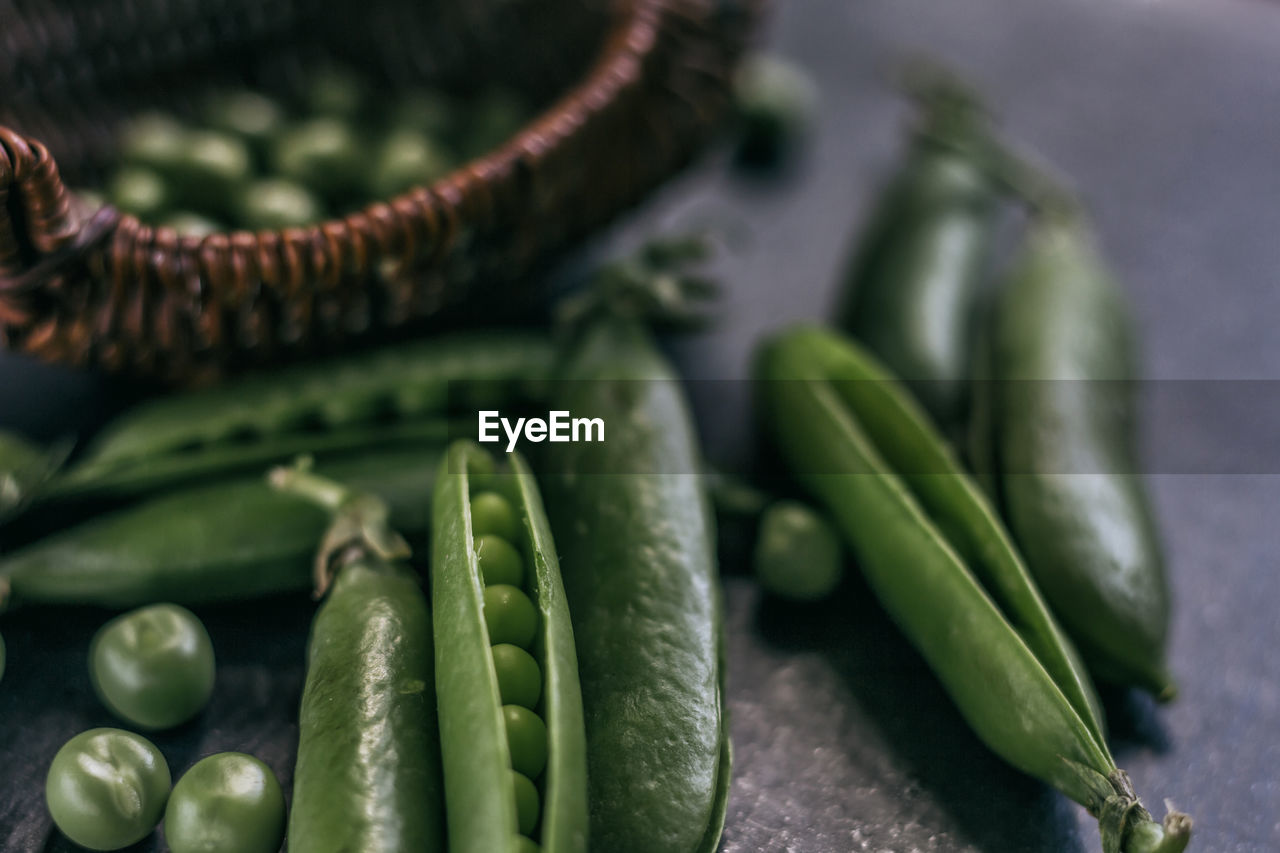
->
[974,211,1174,700]
[73,332,554,470]
[540,319,730,853]
[836,79,1002,433]
[0,447,440,611]
[276,467,445,852]
[0,430,68,519]
[431,440,588,853]
[756,325,1190,853]
[40,417,455,507]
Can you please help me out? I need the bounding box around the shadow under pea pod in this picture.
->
[747,569,1089,853]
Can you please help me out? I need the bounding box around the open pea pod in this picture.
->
[539,318,730,853]
[431,440,588,853]
[755,325,1190,853]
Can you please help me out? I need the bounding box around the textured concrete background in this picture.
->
[3,0,1279,850]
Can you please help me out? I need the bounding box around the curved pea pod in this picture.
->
[431,440,588,853]
[0,447,440,611]
[71,332,555,472]
[974,212,1174,700]
[540,319,730,853]
[755,325,1190,853]
[836,81,1002,433]
[280,471,445,851]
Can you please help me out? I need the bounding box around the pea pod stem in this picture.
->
[269,457,410,597]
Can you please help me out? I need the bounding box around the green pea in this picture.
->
[46,728,171,850]
[471,491,520,541]
[387,88,459,139]
[108,167,170,221]
[502,704,548,779]
[509,769,539,836]
[367,129,452,199]
[754,500,844,601]
[238,179,326,231]
[732,53,818,165]
[483,585,537,648]
[462,89,529,158]
[304,66,369,119]
[273,118,363,199]
[160,211,223,239]
[475,534,524,587]
[90,603,216,730]
[514,836,542,853]
[118,113,187,175]
[164,752,285,853]
[171,131,252,215]
[492,643,541,709]
[203,90,285,150]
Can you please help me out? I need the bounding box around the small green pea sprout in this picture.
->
[753,500,843,601]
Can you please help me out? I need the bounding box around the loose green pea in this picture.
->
[514,837,541,853]
[238,179,326,230]
[108,167,169,220]
[492,643,542,709]
[470,491,520,541]
[164,752,285,853]
[510,769,539,836]
[90,603,216,730]
[484,585,538,648]
[46,728,172,851]
[503,704,548,779]
[754,500,844,601]
[475,534,524,587]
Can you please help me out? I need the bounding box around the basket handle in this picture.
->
[0,128,116,293]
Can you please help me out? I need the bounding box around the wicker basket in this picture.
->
[0,0,755,383]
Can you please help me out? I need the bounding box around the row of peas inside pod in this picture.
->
[87,65,533,235]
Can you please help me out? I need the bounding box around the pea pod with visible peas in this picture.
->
[272,463,445,852]
[431,440,588,853]
[971,209,1174,700]
[0,446,441,612]
[836,75,1003,434]
[540,318,730,853]
[755,325,1190,853]
[4,332,553,516]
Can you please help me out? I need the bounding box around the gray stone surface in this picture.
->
[3,0,1279,850]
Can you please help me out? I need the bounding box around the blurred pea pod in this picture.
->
[0,447,440,611]
[756,325,1190,853]
[0,332,553,520]
[836,74,1003,434]
[540,317,730,853]
[971,209,1174,700]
